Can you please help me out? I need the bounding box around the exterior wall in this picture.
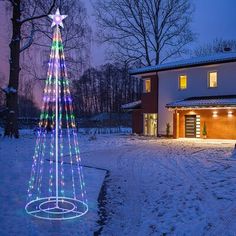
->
[132,109,143,134]
[176,109,236,139]
[141,74,158,113]
[133,74,158,135]
[173,111,179,138]
[158,62,236,136]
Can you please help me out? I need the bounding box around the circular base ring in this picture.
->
[25,197,88,220]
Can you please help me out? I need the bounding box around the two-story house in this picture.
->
[123,52,236,139]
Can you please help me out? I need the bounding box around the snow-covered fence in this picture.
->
[79,127,132,135]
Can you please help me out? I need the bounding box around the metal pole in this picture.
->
[55,25,59,207]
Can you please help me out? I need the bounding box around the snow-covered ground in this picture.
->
[0,132,236,235]
[81,135,236,235]
[0,132,107,235]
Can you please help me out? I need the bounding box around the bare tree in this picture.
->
[3,0,56,138]
[27,0,91,76]
[2,0,91,138]
[19,0,91,121]
[18,79,40,118]
[0,72,6,109]
[72,63,142,115]
[93,0,195,66]
[193,38,236,56]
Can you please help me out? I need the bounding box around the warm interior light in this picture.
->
[144,79,151,93]
[189,111,195,115]
[212,111,218,118]
[179,75,187,90]
[209,72,217,88]
[228,111,233,117]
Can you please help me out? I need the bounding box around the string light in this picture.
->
[26,9,88,220]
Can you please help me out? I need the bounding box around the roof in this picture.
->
[129,52,236,75]
[166,95,236,109]
[121,100,141,110]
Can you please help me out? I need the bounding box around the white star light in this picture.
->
[49,8,67,28]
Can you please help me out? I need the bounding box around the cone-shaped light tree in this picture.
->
[25,9,88,220]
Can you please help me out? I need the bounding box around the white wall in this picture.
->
[158,61,236,135]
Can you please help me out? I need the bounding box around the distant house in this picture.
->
[124,52,236,139]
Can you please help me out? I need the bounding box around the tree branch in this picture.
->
[20,22,35,53]
[94,0,194,67]
[20,0,56,25]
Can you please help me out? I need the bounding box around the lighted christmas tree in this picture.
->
[25,9,88,220]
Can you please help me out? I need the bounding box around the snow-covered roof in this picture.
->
[130,52,236,75]
[166,95,236,109]
[122,100,141,109]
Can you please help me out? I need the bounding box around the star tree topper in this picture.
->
[49,8,67,28]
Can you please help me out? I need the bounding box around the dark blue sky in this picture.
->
[85,0,236,66]
[192,0,236,43]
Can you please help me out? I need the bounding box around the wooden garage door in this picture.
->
[185,115,196,138]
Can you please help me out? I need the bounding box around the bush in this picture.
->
[202,122,207,137]
[166,123,170,137]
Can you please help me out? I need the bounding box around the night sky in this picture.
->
[1,0,236,73]
[192,0,236,43]
[0,0,235,112]
[85,0,236,65]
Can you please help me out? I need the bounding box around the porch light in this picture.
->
[212,111,218,118]
[228,111,233,117]
[188,111,195,115]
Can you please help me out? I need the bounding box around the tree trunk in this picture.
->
[4,0,21,138]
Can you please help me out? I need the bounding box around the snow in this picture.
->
[88,113,130,121]
[82,135,236,235]
[2,86,17,94]
[121,100,141,109]
[232,145,236,159]
[130,52,236,75]
[167,96,236,108]
[0,133,236,235]
[0,133,107,235]
[78,127,132,135]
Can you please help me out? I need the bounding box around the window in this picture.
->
[144,79,151,93]
[208,72,217,88]
[179,75,187,90]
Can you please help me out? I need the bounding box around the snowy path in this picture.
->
[0,133,235,235]
[81,136,236,235]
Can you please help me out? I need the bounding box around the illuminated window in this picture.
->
[144,79,151,93]
[179,75,187,90]
[208,72,217,88]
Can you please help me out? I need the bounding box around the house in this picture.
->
[124,52,236,139]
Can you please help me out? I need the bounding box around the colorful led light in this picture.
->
[26,10,88,220]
